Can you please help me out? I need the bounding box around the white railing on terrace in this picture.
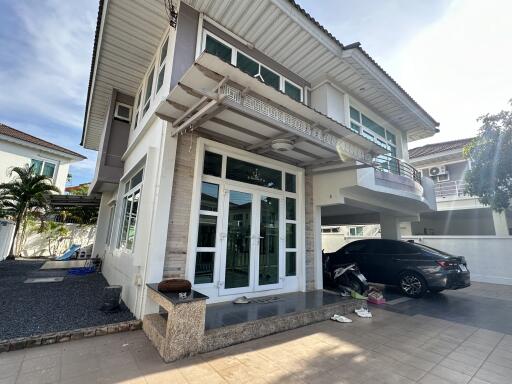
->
[434,180,467,198]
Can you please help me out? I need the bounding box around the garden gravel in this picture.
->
[0,260,135,340]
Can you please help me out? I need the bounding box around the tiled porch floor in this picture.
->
[2,307,511,384]
[205,290,353,330]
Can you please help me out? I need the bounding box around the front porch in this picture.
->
[143,286,358,362]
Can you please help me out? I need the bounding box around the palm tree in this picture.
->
[0,165,60,259]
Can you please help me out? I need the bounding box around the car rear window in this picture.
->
[344,241,370,254]
[411,243,453,256]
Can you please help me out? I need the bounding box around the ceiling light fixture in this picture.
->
[271,139,294,152]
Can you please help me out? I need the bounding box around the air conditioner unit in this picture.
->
[114,102,132,122]
[429,165,447,177]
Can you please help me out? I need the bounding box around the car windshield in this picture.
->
[409,242,453,257]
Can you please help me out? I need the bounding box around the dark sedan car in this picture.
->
[323,239,470,298]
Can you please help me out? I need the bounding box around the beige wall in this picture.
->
[305,170,315,290]
[164,134,197,279]
[20,224,96,258]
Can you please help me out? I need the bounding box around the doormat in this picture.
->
[24,277,64,283]
[251,296,282,304]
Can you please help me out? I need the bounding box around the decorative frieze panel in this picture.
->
[220,84,373,164]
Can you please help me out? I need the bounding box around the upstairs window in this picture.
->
[156,36,169,92]
[143,66,154,115]
[201,31,303,102]
[133,89,142,130]
[285,81,302,102]
[30,159,56,178]
[350,106,397,156]
[205,35,232,63]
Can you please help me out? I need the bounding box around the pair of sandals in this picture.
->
[330,314,353,323]
[355,307,373,318]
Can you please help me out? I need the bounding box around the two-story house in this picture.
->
[409,138,511,236]
[82,0,439,317]
[0,123,85,192]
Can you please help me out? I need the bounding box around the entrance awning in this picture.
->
[155,53,387,168]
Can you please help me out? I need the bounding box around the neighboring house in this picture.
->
[321,224,380,252]
[82,0,439,317]
[0,123,85,192]
[409,138,511,236]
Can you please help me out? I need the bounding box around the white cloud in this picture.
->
[0,0,96,128]
[388,0,512,147]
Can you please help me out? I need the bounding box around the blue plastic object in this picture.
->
[56,244,81,261]
[67,267,96,275]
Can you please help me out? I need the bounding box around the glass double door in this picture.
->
[219,186,284,296]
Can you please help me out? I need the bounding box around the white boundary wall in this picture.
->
[405,236,512,286]
[0,220,15,261]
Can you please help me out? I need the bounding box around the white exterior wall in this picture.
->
[405,236,512,285]
[96,117,177,318]
[0,139,74,192]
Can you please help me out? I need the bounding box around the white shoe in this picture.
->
[355,308,373,318]
[330,314,353,323]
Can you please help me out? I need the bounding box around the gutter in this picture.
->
[80,0,105,147]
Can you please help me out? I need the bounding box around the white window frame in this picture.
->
[142,63,156,116]
[186,138,305,299]
[156,34,169,93]
[349,226,364,237]
[200,30,304,102]
[116,169,144,251]
[106,203,116,246]
[30,158,58,180]
[132,88,142,130]
[350,106,397,156]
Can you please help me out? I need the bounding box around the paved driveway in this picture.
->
[1,303,512,384]
[379,282,512,335]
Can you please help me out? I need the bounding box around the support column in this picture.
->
[400,222,413,237]
[380,214,401,240]
[492,210,510,236]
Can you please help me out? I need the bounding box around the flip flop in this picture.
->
[330,314,353,323]
[233,296,250,304]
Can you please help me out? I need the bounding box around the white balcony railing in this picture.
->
[434,180,467,198]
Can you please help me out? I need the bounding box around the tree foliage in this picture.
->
[0,165,60,258]
[464,101,512,212]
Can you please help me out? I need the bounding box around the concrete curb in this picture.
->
[0,319,142,353]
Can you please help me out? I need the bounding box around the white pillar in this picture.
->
[313,205,323,290]
[492,210,510,236]
[400,221,413,236]
[380,214,401,240]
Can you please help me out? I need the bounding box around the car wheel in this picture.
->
[399,272,427,298]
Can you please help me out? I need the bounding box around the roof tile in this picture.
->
[409,138,473,159]
[0,123,86,159]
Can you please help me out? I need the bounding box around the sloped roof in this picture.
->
[0,123,86,159]
[409,138,473,159]
[81,0,439,148]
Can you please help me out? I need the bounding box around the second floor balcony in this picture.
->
[434,180,468,199]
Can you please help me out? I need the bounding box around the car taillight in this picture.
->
[436,260,459,270]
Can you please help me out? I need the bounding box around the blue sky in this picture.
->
[1,0,511,185]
